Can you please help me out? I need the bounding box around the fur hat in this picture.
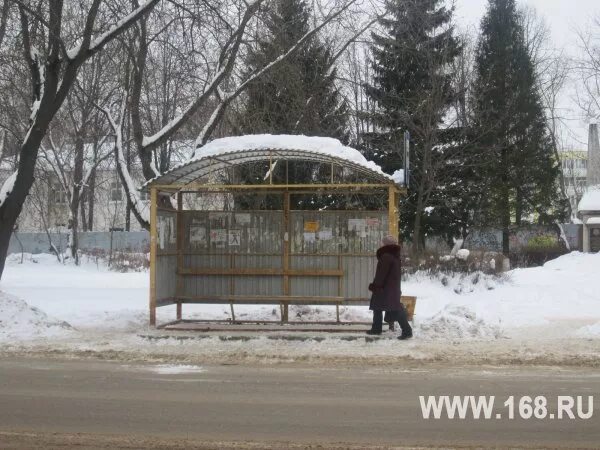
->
[381,235,398,246]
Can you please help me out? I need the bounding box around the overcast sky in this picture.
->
[454,0,599,149]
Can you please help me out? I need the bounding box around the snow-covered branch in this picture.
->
[67,0,160,61]
[141,0,263,152]
[100,99,150,226]
[0,171,17,209]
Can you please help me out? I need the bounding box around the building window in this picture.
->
[110,181,122,202]
[53,183,68,204]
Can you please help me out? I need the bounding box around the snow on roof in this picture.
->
[144,134,400,187]
[578,186,600,212]
[391,169,405,184]
[585,217,600,225]
[192,134,390,178]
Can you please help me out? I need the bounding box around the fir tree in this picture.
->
[235,0,349,210]
[241,0,347,138]
[472,0,566,255]
[363,0,460,250]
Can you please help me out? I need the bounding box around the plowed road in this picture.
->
[0,357,598,448]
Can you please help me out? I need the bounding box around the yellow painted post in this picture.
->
[149,187,158,326]
[282,191,290,322]
[176,192,183,321]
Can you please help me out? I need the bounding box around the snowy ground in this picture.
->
[0,252,599,366]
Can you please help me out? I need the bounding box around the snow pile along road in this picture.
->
[575,322,600,338]
[0,291,72,342]
[416,305,503,340]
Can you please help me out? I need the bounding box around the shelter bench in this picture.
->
[156,295,417,328]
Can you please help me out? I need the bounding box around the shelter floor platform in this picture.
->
[159,320,373,333]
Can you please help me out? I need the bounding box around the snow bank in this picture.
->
[1,250,599,350]
[574,322,600,338]
[0,291,72,342]
[417,306,502,340]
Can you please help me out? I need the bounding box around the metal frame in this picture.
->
[149,180,403,327]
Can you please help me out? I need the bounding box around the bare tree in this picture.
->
[104,0,362,229]
[520,5,571,218]
[0,0,159,278]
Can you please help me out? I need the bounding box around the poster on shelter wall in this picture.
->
[234,213,251,226]
[157,216,176,249]
[303,232,316,243]
[318,228,333,240]
[210,229,227,243]
[209,212,229,227]
[366,217,380,229]
[348,218,366,232]
[228,230,241,246]
[304,221,319,233]
[169,217,177,244]
[189,225,206,244]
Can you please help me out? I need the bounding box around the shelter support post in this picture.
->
[230,302,236,322]
[176,192,183,321]
[149,187,158,326]
[282,191,290,322]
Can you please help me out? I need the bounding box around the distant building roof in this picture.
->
[558,150,587,160]
[578,186,600,213]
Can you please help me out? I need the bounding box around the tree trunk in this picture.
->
[515,186,523,226]
[0,129,47,277]
[87,167,96,231]
[501,146,510,256]
[80,196,87,232]
[70,135,85,263]
[412,174,426,255]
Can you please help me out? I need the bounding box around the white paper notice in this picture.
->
[210,229,227,243]
[189,225,206,243]
[235,213,251,225]
[303,232,316,243]
[318,228,333,240]
[348,218,366,232]
[169,217,177,244]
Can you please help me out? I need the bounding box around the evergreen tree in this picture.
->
[241,0,347,138]
[472,0,566,255]
[235,0,348,210]
[363,0,460,249]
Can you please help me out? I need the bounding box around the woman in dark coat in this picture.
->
[367,235,413,339]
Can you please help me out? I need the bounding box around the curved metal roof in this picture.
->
[143,147,396,188]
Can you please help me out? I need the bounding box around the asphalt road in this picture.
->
[0,357,599,449]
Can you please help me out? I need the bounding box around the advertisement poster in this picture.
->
[189,225,206,244]
[318,228,333,240]
[235,213,251,225]
[210,229,227,243]
[304,221,319,233]
[228,230,241,246]
[348,218,366,232]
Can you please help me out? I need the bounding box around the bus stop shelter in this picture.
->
[143,135,406,328]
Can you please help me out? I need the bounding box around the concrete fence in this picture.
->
[9,231,150,255]
[425,224,582,254]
